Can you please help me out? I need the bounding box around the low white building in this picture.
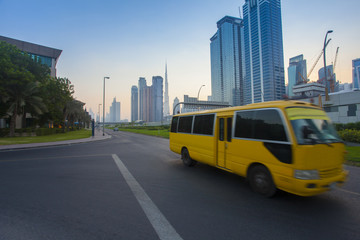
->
[296,90,360,124]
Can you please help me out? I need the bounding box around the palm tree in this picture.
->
[63,99,85,131]
[5,81,47,137]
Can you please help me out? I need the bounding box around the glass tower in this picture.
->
[353,58,360,89]
[151,76,163,122]
[243,0,285,104]
[287,55,307,97]
[131,86,138,122]
[138,77,147,120]
[210,16,243,106]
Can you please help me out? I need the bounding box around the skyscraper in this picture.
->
[110,97,120,122]
[138,77,146,120]
[210,16,243,106]
[243,0,285,104]
[318,65,336,92]
[353,58,360,89]
[163,63,170,117]
[287,55,307,97]
[173,97,180,115]
[131,86,138,122]
[137,76,163,122]
[152,76,164,122]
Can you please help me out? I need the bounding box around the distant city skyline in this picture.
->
[1,0,359,119]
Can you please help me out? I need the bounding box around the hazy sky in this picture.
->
[1,0,359,120]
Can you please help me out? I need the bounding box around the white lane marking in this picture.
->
[338,188,360,197]
[112,154,183,240]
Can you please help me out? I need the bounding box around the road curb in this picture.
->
[0,134,112,151]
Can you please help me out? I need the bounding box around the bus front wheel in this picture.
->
[181,148,197,167]
[248,165,276,197]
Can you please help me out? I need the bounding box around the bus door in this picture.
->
[217,117,232,168]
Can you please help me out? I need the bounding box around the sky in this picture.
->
[1,0,359,120]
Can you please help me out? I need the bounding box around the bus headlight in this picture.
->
[294,170,320,180]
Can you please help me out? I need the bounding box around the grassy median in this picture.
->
[112,126,170,139]
[345,146,360,166]
[0,129,92,145]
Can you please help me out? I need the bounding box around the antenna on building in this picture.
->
[238,6,242,19]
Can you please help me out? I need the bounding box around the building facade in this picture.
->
[131,86,138,122]
[242,0,285,104]
[137,76,164,122]
[181,95,230,113]
[0,35,62,78]
[287,54,307,97]
[151,76,164,122]
[173,97,180,115]
[318,65,338,92]
[210,16,243,106]
[138,77,147,121]
[353,58,360,89]
[110,97,120,122]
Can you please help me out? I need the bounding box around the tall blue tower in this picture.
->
[353,58,360,89]
[210,16,243,106]
[243,0,285,104]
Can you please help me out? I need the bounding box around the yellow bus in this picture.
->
[169,100,348,197]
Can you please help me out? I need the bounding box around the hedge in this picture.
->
[338,129,360,143]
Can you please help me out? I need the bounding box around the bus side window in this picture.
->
[219,118,224,141]
[227,118,232,142]
[170,117,179,133]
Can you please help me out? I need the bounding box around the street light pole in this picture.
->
[98,104,102,123]
[103,77,110,136]
[323,30,333,93]
[197,85,205,111]
[197,85,205,101]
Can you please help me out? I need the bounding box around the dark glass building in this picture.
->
[243,0,285,104]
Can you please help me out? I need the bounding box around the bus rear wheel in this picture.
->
[181,148,197,167]
[248,165,276,197]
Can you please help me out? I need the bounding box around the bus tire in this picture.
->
[248,165,276,197]
[181,148,197,167]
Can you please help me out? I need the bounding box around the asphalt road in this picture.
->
[0,130,359,240]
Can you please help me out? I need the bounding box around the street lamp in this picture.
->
[197,85,205,101]
[103,76,110,136]
[323,30,333,92]
[98,104,102,123]
[197,85,205,111]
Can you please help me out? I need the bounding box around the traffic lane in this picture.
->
[344,165,360,194]
[111,132,360,240]
[0,154,158,240]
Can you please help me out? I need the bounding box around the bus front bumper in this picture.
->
[278,170,348,197]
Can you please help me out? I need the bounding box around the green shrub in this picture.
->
[35,128,58,136]
[335,122,360,131]
[0,128,10,137]
[338,129,360,143]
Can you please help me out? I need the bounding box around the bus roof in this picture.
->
[173,100,320,117]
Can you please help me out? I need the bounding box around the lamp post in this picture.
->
[103,77,110,136]
[323,30,333,92]
[197,85,205,111]
[197,85,205,101]
[98,104,102,123]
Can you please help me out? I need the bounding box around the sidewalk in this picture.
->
[0,129,111,151]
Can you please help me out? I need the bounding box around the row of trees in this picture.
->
[0,41,91,137]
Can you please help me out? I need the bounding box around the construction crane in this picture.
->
[333,47,339,73]
[307,49,323,80]
[329,47,339,92]
[308,38,332,81]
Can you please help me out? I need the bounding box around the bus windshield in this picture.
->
[286,107,342,145]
